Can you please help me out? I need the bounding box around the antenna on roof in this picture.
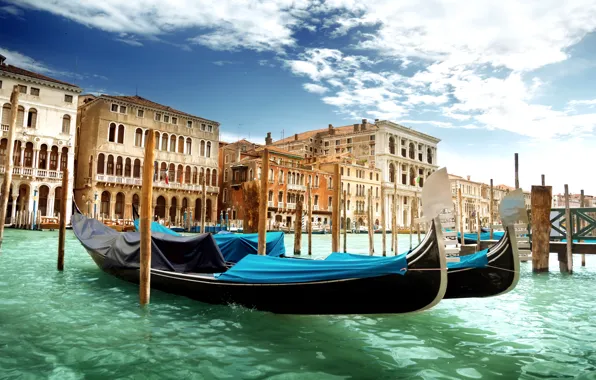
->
[135,85,138,96]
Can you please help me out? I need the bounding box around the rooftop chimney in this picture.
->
[361,119,368,130]
[328,124,334,135]
[294,133,298,141]
[467,175,471,181]
[353,123,359,132]
[374,118,379,123]
[265,132,272,145]
[0,54,5,65]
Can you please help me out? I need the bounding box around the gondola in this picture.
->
[72,209,447,315]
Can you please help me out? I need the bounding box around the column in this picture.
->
[19,146,25,167]
[165,198,171,223]
[10,195,18,224]
[176,206,181,225]
[109,199,116,220]
[45,153,50,170]
[33,149,39,169]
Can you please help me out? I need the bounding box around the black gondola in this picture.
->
[444,224,519,299]
[72,211,447,315]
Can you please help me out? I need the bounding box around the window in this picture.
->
[186,138,192,154]
[223,189,228,203]
[201,124,206,131]
[30,88,40,96]
[172,117,177,125]
[135,129,143,147]
[62,115,71,134]
[108,123,116,142]
[0,80,2,89]
[187,120,192,128]
[225,154,229,164]
[347,138,352,143]
[18,85,27,94]
[117,125,124,144]
[161,134,169,151]
[224,169,229,182]
[370,135,375,140]
[111,104,119,112]
[164,115,170,123]
[137,109,144,118]
[155,113,162,121]
[65,95,73,103]
[119,105,126,114]
[27,108,37,128]
[335,140,340,145]
[208,125,213,132]
[206,142,211,157]
[324,141,329,147]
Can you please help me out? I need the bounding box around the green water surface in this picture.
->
[1,229,596,379]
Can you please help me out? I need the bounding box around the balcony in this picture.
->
[268,201,274,207]
[0,166,64,180]
[278,202,284,208]
[96,174,142,186]
[287,203,296,210]
[287,184,306,191]
[313,205,319,211]
[95,174,216,192]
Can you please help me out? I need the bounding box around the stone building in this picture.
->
[269,119,440,228]
[0,55,81,224]
[75,94,220,224]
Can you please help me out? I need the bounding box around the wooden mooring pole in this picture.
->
[201,174,207,234]
[257,149,269,255]
[458,187,464,246]
[476,211,481,252]
[580,189,585,267]
[368,188,374,255]
[409,197,413,250]
[489,179,494,240]
[415,192,421,244]
[541,175,545,186]
[563,185,573,273]
[531,185,552,273]
[0,86,19,249]
[57,168,68,271]
[140,130,155,305]
[381,185,386,256]
[307,184,312,255]
[514,153,519,190]
[342,190,347,253]
[391,182,397,252]
[294,198,303,255]
[331,164,340,253]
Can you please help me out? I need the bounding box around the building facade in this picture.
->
[75,95,220,225]
[0,55,81,224]
[269,119,440,228]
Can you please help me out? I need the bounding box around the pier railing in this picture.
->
[549,207,596,241]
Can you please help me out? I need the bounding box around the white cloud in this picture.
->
[115,38,143,47]
[303,83,329,94]
[0,5,24,18]
[0,47,54,74]
[213,61,242,66]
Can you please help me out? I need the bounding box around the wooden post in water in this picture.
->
[409,197,413,250]
[514,153,519,190]
[489,179,494,240]
[139,130,155,305]
[563,184,573,274]
[531,185,552,273]
[294,199,303,255]
[381,185,386,256]
[476,211,481,252]
[458,187,464,246]
[368,188,374,255]
[201,174,207,234]
[415,193,421,244]
[541,175,545,186]
[0,86,19,248]
[258,149,269,255]
[307,184,312,255]
[343,190,347,253]
[581,189,585,266]
[331,163,340,253]
[393,181,397,254]
[57,168,68,271]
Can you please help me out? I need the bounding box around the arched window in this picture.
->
[154,132,160,151]
[116,156,123,176]
[200,140,205,156]
[185,166,191,184]
[279,170,284,183]
[107,155,114,175]
[186,138,192,154]
[97,153,105,174]
[1,103,11,126]
[389,136,395,154]
[16,106,24,128]
[224,169,228,182]
[61,115,69,134]
[0,139,7,166]
[125,158,131,177]
[178,136,184,153]
[117,125,124,143]
[170,135,176,152]
[27,108,37,128]
[269,168,274,182]
[60,148,68,170]
[49,146,58,171]
[115,192,125,218]
[410,167,416,186]
[206,142,211,157]
[409,143,415,159]
[223,188,228,202]
[427,148,433,164]
[143,130,149,147]
[134,128,143,147]
[133,159,141,178]
[108,123,116,142]
[177,164,183,183]
[389,163,395,183]
[24,142,33,167]
[192,167,198,184]
[101,191,111,216]
[203,168,209,186]
[268,190,273,202]
[211,169,217,186]
[168,163,175,182]
[402,165,407,185]
[161,133,169,151]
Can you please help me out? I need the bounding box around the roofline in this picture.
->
[0,67,82,92]
[378,120,441,143]
[98,94,220,126]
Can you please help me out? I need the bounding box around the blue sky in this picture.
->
[1,0,596,194]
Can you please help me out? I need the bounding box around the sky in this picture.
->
[1,0,596,195]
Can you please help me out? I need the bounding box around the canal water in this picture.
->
[1,229,596,379]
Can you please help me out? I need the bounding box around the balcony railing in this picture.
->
[287,184,306,191]
[95,174,218,192]
[313,205,319,211]
[0,166,64,180]
[268,201,274,207]
[278,202,284,208]
[287,203,296,210]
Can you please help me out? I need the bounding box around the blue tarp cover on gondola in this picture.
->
[459,231,504,242]
[133,219,181,236]
[213,232,286,262]
[215,254,407,283]
[325,251,488,269]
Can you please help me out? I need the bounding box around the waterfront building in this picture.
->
[0,55,81,224]
[74,94,220,225]
[268,119,440,228]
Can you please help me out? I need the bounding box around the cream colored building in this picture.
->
[75,94,220,225]
[0,55,81,225]
[269,119,440,228]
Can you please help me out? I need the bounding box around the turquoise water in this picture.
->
[1,229,596,379]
